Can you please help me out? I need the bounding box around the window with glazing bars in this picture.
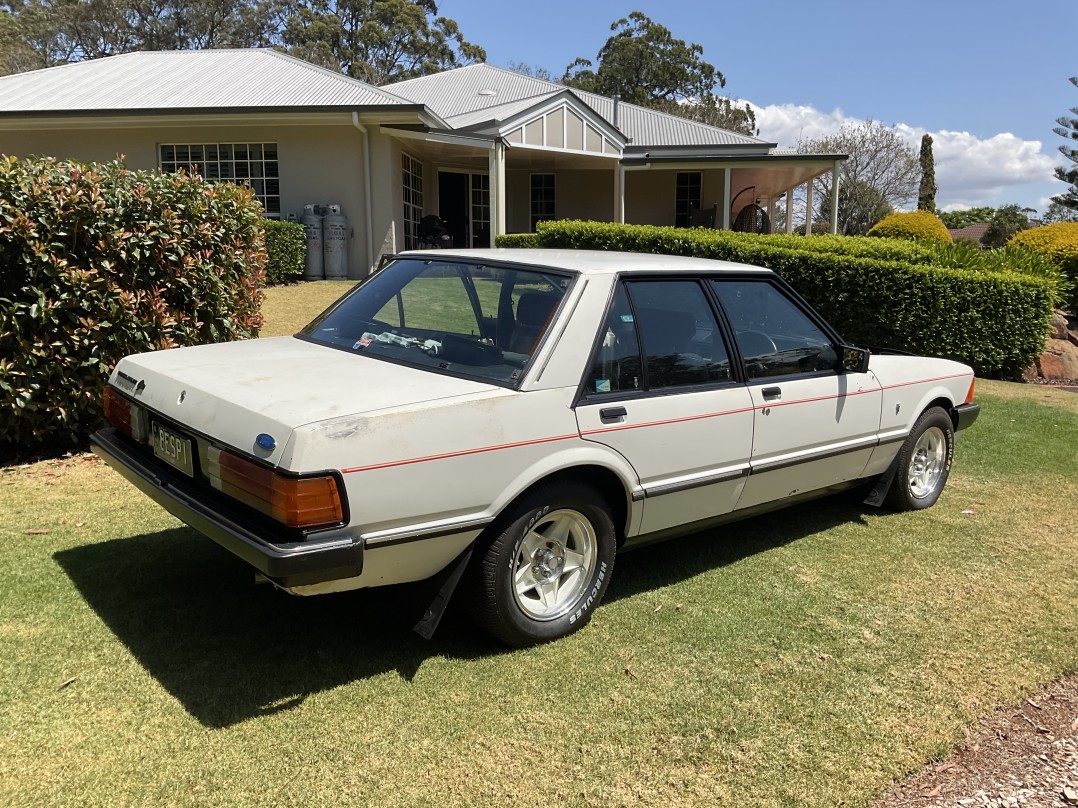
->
[402,153,424,249]
[159,143,280,217]
[530,174,556,231]
[675,171,702,227]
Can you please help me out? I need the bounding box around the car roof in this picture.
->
[395,248,774,277]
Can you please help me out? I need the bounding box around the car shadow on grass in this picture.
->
[54,494,873,728]
[605,493,874,603]
[54,527,503,727]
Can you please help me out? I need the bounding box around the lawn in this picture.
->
[2,281,1077,807]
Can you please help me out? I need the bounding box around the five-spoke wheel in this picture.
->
[466,481,615,646]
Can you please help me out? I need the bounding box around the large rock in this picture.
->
[1024,310,1078,382]
[1048,311,1071,340]
[1036,340,1078,381]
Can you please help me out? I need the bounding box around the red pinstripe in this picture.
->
[341,372,974,474]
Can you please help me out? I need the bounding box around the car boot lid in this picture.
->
[109,336,500,464]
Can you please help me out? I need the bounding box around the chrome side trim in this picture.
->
[751,435,879,474]
[876,428,909,446]
[363,517,493,548]
[642,465,750,498]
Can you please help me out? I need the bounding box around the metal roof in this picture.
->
[387,64,559,117]
[385,63,773,150]
[0,49,414,113]
[444,94,562,130]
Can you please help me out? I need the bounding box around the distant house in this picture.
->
[0,50,846,278]
[948,223,990,244]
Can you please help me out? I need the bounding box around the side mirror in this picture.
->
[840,345,870,374]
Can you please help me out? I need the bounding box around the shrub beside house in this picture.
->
[0,155,266,459]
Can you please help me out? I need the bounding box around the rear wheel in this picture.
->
[885,406,954,511]
[467,481,616,647]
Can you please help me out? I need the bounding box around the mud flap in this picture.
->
[413,542,475,640]
[863,455,900,507]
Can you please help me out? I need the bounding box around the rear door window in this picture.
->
[586,279,732,395]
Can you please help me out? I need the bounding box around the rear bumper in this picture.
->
[90,428,363,588]
[953,402,980,433]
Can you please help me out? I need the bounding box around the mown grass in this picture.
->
[1,281,1077,806]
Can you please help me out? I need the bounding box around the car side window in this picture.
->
[586,280,732,396]
[586,284,643,395]
[711,280,838,379]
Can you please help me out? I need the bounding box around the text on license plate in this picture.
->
[153,423,194,477]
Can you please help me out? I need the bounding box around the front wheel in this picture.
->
[466,481,616,647]
[885,406,955,511]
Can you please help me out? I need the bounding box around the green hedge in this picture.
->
[263,219,306,285]
[509,220,1054,379]
[0,155,266,458]
[495,232,542,248]
[1009,222,1078,311]
[868,210,953,244]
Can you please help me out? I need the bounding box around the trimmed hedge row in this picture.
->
[1009,222,1078,311]
[0,155,266,458]
[867,210,953,244]
[497,220,1054,379]
[263,219,306,285]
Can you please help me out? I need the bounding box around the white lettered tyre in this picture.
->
[467,481,616,646]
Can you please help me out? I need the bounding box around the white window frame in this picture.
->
[159,142,280,218]
[469,173,490,248]
[402,152,424,250]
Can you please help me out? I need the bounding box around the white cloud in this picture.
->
[753,103,1058,212]
[753,103,852,147]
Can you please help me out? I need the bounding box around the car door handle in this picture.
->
[600,406,627,421]
[761,386,782,399]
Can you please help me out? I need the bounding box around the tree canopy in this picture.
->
[0,0,484,83]
[981,204,1030,248]
[280,0,484,84]
[799,121,919,235]
[937,207,997,229]
[1042,200,1078,224]
[562,11,756,136]
[1052,76,1078,211]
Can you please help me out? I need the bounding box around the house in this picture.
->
[0,49,846,279]
[948,223,990,244]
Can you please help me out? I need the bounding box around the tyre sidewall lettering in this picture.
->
[568,560,607,625]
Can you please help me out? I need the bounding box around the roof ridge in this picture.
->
[473,62,566,92]
[571,87,770,145]
[442,88,566,121]
[256,48,413,103]
[394,63,768,146]
[0,48,417,107]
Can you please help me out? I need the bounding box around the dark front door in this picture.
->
[437,171,468,249]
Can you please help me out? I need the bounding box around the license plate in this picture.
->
[152,422,194,477]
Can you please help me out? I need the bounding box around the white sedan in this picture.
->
[92,249,980,646]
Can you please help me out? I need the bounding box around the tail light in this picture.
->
[207,446,344,530]
[103,385,148,441]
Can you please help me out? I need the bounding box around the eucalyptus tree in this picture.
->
[279,0,485,84]
[562,11,755,136]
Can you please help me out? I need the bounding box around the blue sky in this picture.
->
[440,0,1077,215]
